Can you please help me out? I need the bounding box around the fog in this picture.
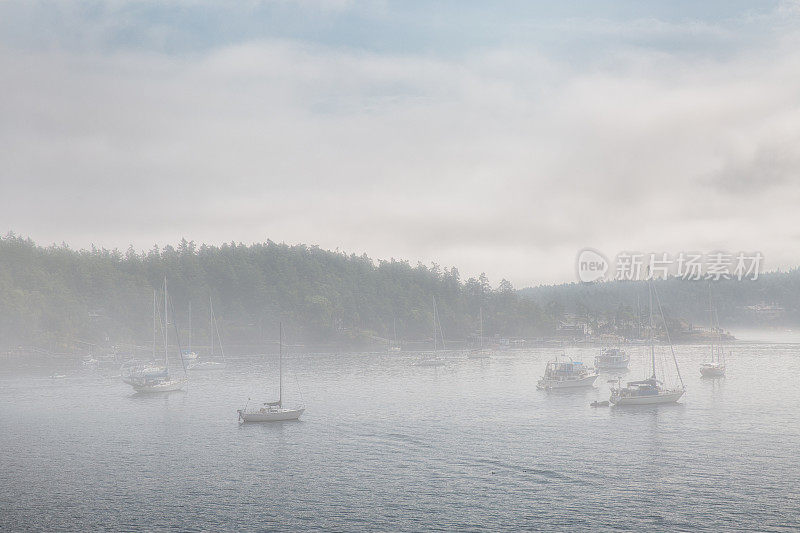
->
[2,2,800,532]
[2,1,800,285]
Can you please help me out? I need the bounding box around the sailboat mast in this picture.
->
[188,302,192,353]
[279,322,283,407]
[164,277,169,373]
[152,290,157,360]
[432,296,437,351]
[479,307,484,350]
[210,297,214,358]
[649,281,655,380]
[708,284,715,363]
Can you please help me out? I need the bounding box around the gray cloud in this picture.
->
[2,5,800,285]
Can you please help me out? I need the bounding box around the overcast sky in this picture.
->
[2,1,800,287]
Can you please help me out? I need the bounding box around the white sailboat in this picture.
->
[468,307,491,359]
[124,278,187,393]
[416,296,445,366]
[610,279,685,406]
[700,287,727,378]
[238,323,304,422]
[183,302,199,362]
[188,297,226,370]
[388,318,401,353]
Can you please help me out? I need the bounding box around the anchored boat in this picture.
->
[238,323,304,422]
[188,297,226,371]
[610,279,684,406]
[700,286,727,378]
[594,348,630,371]
[124,279,187,393]
[537,357,598,390]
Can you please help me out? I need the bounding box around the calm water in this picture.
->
[2,343,799,531]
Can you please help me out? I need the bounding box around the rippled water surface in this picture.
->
[2,343,799,531]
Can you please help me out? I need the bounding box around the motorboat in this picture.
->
[594,348,629,370]
[537,358,598,390]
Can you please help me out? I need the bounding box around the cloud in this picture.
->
[2,2,800,285]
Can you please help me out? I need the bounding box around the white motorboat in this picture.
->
[610,279,685,406]
[238,323,303,422]
[537,358,598,390]
[188,296,227,371]
[594,348,629,370]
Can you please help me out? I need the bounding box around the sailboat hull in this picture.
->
[700,364,725,377]
[238,408,304,422]
[188,361,226,371]
[131,377,187,393]
[610,389,684,405]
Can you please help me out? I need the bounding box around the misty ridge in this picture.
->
[2,233,797,354]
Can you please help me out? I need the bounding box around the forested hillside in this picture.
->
[520,271,800,330]
[0,234,549,350]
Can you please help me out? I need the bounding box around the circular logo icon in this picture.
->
[576,248,608,283]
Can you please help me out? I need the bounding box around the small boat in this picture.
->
[594,348,629,370]
[415,354,445,367]
[415,296,447,367]
[188,297,227,371]
[238,323,304,422]
[388,318,402,353]
[537,357,598,390]
[700,286,727,378]
[467,307,491,359]
[700,361,725,378]
[610,280,685,406]
[590,400,609,407]
[81,356,99,369]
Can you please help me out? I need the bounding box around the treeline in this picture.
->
[520,271,800,330]
[0,234,551,351]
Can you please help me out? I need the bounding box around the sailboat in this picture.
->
[188,297,227,370]
[468,307,491,359]
[238,323,304,422]
[609,279,685,406]
[388,318,401,353]
[700,286,727,378]
[124,278,187,393]
[416,296,446,366]
[183,302,199,362]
